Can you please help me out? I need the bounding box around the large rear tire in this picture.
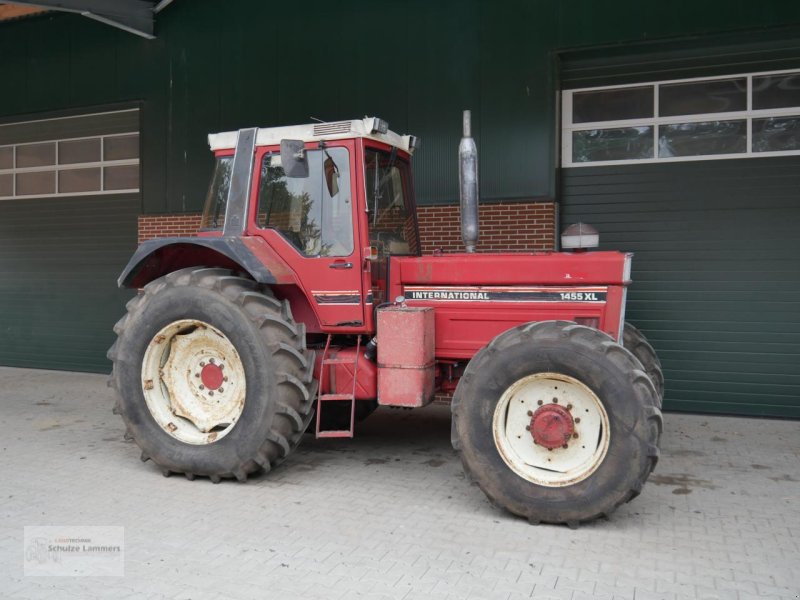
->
[451,321,662,526]
[623,322,665,407]
[108,267,315,482]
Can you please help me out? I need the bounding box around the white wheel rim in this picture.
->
[141,319,246,445]
[492,372,609,487]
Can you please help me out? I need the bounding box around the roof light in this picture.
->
[369,117,389,134]
[561,222,599,250]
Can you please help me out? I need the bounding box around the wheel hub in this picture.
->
[200,362,224,390]
[530,404,574,449]
[492,372,609,487]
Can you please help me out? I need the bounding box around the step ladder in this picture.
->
[315,335,360,439]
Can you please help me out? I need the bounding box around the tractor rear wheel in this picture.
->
[623,322,665,407]
[108,267,315,482]
[451,321,662,526]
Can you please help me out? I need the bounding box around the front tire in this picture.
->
[451,321,661,526]
[108,268,315,482]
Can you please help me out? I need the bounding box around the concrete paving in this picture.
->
[0,366,798,600]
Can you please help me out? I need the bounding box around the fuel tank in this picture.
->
[377,306,435,407]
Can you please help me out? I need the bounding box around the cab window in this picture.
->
[200,155,233,230]
[365,148,419,256]
[257,147,353,257]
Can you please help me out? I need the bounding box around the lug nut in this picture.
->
[200,361,206,367]
[566,404,573,410]
[562,444,569,449]
[573,433,579,439]
[525,425,530,431]
[575,418,581,424]
[547,448,553,452]
[527,410,533,417]
[552,397,558,403]
[537,400,543,406]
[199,384,205,390]
[223,376,228,382]
[210,358,215,364]
[218,387,224,393]
[209,391,214,396]
[219,364,225,370]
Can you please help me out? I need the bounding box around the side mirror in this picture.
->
[324,155,340,197]
[280,139,309,178]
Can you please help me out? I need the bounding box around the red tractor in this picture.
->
[109,112,663,526]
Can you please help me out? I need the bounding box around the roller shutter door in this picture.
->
[0,110,138,372]
[561,157,800,418]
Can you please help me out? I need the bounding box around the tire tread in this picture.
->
[451,320,662,526]
[108,267,315,482]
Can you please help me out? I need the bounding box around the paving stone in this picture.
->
[0,366,797,599]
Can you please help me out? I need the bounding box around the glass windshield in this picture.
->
[365,148,419,256]
[200,155,233,230]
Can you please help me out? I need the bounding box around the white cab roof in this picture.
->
[208,117,416,155]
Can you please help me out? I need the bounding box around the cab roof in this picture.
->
[208,117,417,155]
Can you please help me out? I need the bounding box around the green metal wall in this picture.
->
[2,1,800,386]
[2,1,800,212]
[561,158,800,418]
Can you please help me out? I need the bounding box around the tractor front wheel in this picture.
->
[108,268,315,482]
[451,321,662,526]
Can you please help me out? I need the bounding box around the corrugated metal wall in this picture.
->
[561,158,800,417]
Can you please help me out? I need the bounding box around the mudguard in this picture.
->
[118,236,288,288]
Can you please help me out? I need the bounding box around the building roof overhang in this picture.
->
[0,0,175,38]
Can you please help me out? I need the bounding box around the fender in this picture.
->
[118,236,298,288]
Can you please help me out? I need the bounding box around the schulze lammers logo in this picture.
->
[24,526,124,576]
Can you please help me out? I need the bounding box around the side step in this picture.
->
[315,335,361,439]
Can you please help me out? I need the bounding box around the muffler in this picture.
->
[459,110,479,253]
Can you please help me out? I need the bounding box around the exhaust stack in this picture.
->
[459,110,479,253]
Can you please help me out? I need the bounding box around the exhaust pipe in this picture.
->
[459,109,479,253]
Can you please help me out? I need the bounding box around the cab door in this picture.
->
[250,141,364,329]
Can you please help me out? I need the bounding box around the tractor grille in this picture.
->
[313,121,351,136]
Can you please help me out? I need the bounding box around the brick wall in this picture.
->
[416,201,555,253]
[138,214,203,244]
[138,201,556,252]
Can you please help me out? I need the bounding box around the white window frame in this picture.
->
[0,110,140,200]
[562,67,800,167]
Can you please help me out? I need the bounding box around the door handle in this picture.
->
[329,261,353,269]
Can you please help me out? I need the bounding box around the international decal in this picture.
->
[403,286,607,303]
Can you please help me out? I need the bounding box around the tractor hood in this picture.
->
[391,251,632,287]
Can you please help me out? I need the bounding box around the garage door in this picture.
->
[0,110,138,373]
[560,71,800,418]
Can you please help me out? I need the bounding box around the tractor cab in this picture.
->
[198,117,421,330]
